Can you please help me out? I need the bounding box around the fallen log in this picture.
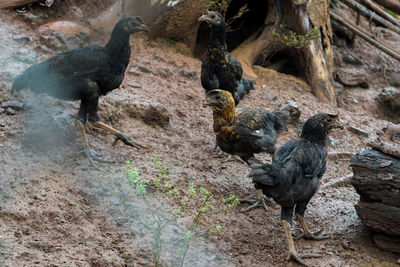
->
[340,0,400,35]
[374,0,400,15]
[351,149,400,252]
[0,0,37,8]
[330,11,400,61]
[361,0,400,27]
[368,139,400,159]
[0,0,53,8]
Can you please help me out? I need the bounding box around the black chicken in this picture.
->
[198,10,255,105]
[11,17,149,166]
[249,113,343,266]
[205,89,301,210]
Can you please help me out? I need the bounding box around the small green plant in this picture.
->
[206,0,249,32]
[273,25,321,49]
[120,156,240,267]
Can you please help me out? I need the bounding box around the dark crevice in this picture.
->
[256,49,305,78]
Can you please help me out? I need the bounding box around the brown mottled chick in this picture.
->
[205,89,301,210]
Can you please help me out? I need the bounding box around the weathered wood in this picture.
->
[351,148,400,250]
[374,0,400,15]
[0,0,40,8]
[373,234,400,253]
[340,0,400,35]
[351,150,400,205]
[355,202,400,235]
[330,11,400,61]
[384,124,400,143]
[368,139,400,159]
[361,0,400,27]
[320,173,353,189]
[231,0,337,105]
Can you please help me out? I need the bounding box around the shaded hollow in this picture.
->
[256,48,305,78]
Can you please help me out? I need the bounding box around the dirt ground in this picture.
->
[0,1,400,267]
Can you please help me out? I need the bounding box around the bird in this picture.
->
[249,113,343,266]
[11,17,149,167]
[204,89,301,210]
[198,10,255,105]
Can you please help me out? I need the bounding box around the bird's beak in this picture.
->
[198,14,208,22]
[138,23,150,33]
[203,101,210,108]
[332,117,344,130]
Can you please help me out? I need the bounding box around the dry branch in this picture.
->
[368,139,400,159]
[330,11,400,61]
[361,0,400,27]
[0,0,39,8]
[374,0,400,15]
[320,173,354,189]
[340,0,400,35]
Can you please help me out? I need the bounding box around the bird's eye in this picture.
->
[216,95,221,100]
[211,15,216,19]
[327,118,332,122]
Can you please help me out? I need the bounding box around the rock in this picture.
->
[37,21,90,36]
[70,6,84,18]
[335,68,369,88]
[38,21,90,51]
[333,81,344,95]
[158,68,172,78]
[347,126,369,138]
[377,87,400,112]
[127,83,141,89]
[386,69,400,88]
[0,108,4,114]
[342,55,363,66]
[102,94,170,129]
[2,101,24,110]
[136,64,152,74]
[12,35,30,44]
[13,48,37,64]
[181,68,197,78]
[6,108,16,115]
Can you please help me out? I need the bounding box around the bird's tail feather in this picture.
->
[248,162,276,186]
[11,73,28,94]
[235,78,255,102]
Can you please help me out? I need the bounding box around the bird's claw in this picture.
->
[241,195,270,212]
[114,133,144,149]
[295,229,328,240]
[80,148,115,170]
[286,250,320,267]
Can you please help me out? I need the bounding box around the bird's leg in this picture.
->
[91,121,143,149]
[295,213,328,240]
[76,120,111,168]
[281,208,320,266]
[294,201,328,240]
[241,189,270,212]
[282,220,310,267]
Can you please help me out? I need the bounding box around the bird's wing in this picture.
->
[275,141,327,180]
[235,107,268,140]
[42,45,110,77]
[201,57,219,91]
[226,55,243,81]
[236,108,283,142]
[301,146,327,178]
